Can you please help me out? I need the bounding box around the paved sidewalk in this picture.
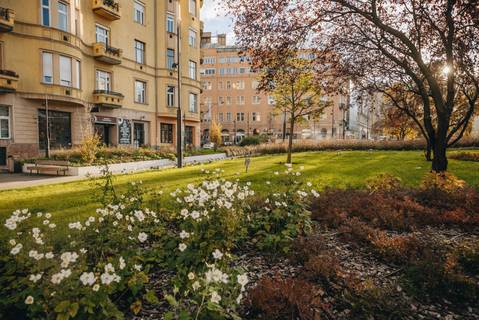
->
[0,174,86,191]
[0,153,229,191]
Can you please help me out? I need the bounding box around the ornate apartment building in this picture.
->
[199,34,350,145]
[0,0,202,167]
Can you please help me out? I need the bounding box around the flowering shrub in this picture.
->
[449,151,479,162]
[2,182,163,319]
[247,164,315,253]
[170,169,253,275]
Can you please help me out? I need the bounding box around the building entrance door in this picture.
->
[0,147,6,166]
[133,123,145,147]
[95,124,111,146]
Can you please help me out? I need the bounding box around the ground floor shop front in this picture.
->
[0,93,200,170]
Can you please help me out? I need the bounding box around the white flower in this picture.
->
[29,274,42,283]
[80,272,96,286]
[192,281,200,290]
[237,274,249,288]
[9,239,16,246]
[80,248,87,254]
[25,296,34,305]
[307,182,312,187]
[187,272,195,280]
[134,264,142,271]
[92,284,100,292]
[190,211,200,219]
[10,243,22,255]
[178,243,187,252]
[212,249,223,260]
[138,232,148,243]
[210,291,221,304]
[119,257,126,270]
[179,230,190,239]
[274,171,279,175]
[45,252,54,259]
[48,223,56,229]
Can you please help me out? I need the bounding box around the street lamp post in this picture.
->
[175,1,183,168]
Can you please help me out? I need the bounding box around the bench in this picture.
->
[26,160,70,176]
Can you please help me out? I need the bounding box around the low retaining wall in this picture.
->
[23,153,228,177]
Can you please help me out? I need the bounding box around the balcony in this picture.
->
[93,90,124,109]
[0,70,19,93]
[0,7,14,32]
[92,43,122,65]
[92,0,121,21]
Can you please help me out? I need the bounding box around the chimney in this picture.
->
[217,33,226,46]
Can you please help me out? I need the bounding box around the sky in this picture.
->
[200,0,235,45]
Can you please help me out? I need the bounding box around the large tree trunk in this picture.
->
[287,116,295,164]
[431,127,448,171]
[425,140,432,162]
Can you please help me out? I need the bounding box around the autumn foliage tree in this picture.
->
[209,120,222,150]
[262,57,329,163]
[225,0,479,172]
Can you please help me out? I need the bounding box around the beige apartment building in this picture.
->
[0,0,202,168]
[199,34,350,145]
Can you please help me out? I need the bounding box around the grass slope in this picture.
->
[1,150,478,227]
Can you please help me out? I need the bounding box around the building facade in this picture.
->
[199,34,350,145]
[347,86,384,139]
[0,0,202,168]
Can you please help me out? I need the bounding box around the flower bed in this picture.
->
[1,169,478,319]
[222,138,479,157]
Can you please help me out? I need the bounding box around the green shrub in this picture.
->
[247,164,315,254]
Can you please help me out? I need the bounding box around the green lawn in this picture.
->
[1,150,478,227]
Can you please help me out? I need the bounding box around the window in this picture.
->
[189,93,198,113]
[189,0,196,16]
[134,1,145,25]
[167,14,175,33]
[226,97,232,105]
[252,96,261,104]
[167,86,175,107]
[218,82,223,90]
[268,96,275,105]
[59,56,72,87]
[201,81,212,90]
[135,40,145,64]
[252,112,261,122]
[202,68,215,76]
[185,126,194,145]
[96,70,111,91]
[226,112,232,122]
[42,52,53,84]
[252,80,259,89]
[38,109,71,149]
[235,80,244,89]
[189,29,197,47]
[226,81,231,89]
[74,60,80,89]
[135,80,146,103]
[237,96,245,105]
[160,123,173,144]
[236,112,245,122]
[167,49,175,69]
[189,60,197,80]
[96,24,109,44]
[41,0,50,27]
[218,96,224,105]
[57,1,68,31]
[203,57,216,64]
[218,113,223,122]
[0,106,10,139]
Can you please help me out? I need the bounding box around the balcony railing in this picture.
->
[92,0,121,21]
[0,7,14,32]
[93,90,124,108]
[0,70,19,93]
[92,42,122,65]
